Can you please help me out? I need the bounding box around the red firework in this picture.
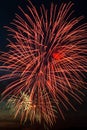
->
[0,0,87,126]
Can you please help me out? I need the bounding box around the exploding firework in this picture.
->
[7,92,56,125]
[0,0,87,126]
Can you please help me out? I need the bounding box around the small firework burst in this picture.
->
[7,92,56,126]
[0,0,87,127]
[7,92,36,123]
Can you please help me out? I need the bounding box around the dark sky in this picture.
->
[0,0,87,130]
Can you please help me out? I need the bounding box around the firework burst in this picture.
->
[7,92,56,125]
[0,0,87,126]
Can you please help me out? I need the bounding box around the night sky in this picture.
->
[0,0,87,130]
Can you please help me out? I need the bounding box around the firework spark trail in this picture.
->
[0,0,87,126]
